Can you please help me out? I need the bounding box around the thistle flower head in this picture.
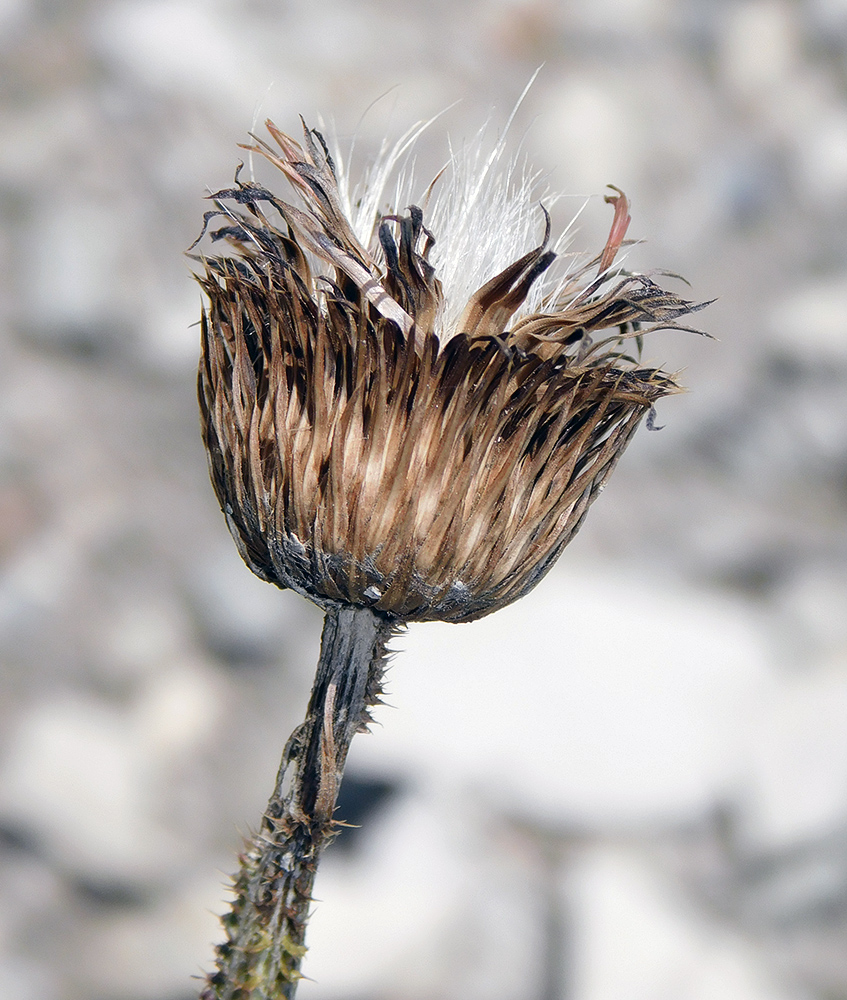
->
[195,119,706,623]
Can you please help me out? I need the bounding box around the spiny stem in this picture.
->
[202,605,395,1000]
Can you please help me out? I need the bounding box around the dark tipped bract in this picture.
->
[196,120,706,622]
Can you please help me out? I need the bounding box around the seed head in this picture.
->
[195,119,706,623]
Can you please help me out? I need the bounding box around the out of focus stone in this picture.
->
[299,785,543,1000]
[793,104,847,202]
[768,276,847,365]
[569,845,791,1000]
[775,564,847,653]
[101,592,194,683]
[350,563,769,829]
[74,872,226,1000]
[20,197,133,356]
[92,0,303,116]
[0,697,184,888]
[0,0,29,37]
[186,543,310,667]
[741,652,847,851]
[133,659,223,758]
[0,849,66,1000]
[0,957,58,1000]
[536,75,642,197]
[717,1,802,102]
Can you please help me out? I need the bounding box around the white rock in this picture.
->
[133,659,223,758]
[569,844,790,1000]
[717,1,802,101]
[91,0,302,115]
[103,594,191,681]
[560,0,671,33]
[299,776,793,1000]
[299,785,541,1000]
[0,527,82,633]
[810,0,847,32]
[0,697,181,883]
[21,197,127,341]
[0,957,59,1000]
[138,286,206,372]
[535,78,640,196]
[0,0,28,35]
[768,276,847,364]
[740,653,847,850]
[793,104,847,201]
[188,543,314,665]
[351,564,769,828]
[76,872,226,1000]
[776,565,847,653]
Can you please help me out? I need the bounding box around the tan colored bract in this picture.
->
[196,120,705,623]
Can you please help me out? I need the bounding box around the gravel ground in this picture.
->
[1,1,847,998]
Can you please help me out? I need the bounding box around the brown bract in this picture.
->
[195,120,706,623]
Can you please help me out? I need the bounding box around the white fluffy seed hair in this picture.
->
[325,86,586,337]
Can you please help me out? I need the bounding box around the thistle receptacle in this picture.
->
[193,117,707,999]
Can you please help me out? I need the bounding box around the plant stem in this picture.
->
[202,604,395,1000]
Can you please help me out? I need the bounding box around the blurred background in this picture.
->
[1,0,847,998]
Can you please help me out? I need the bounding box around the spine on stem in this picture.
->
[202,606,395,1000]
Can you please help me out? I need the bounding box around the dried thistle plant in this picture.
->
[193,116,707,999]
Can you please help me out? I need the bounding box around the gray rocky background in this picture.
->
[1,0,847,998]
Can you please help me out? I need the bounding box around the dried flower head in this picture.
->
[195,119,706,623]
